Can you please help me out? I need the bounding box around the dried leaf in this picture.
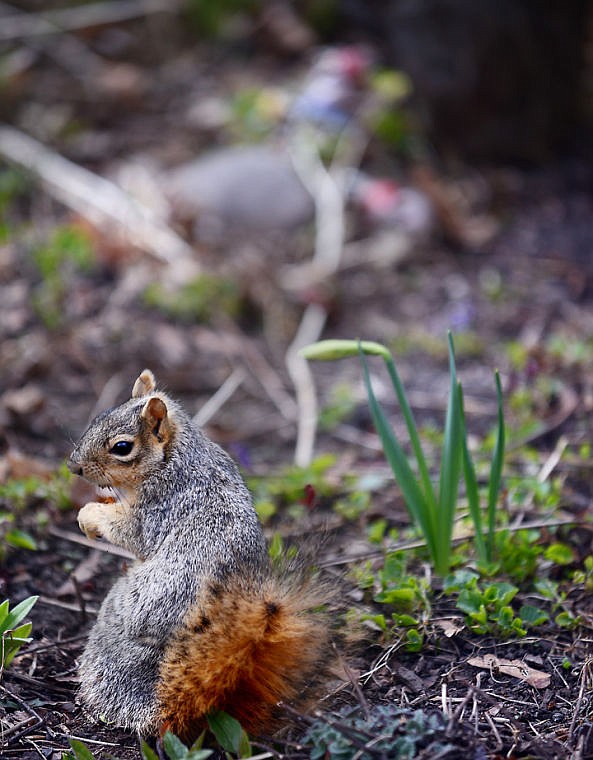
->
[434,617,465,638]
[468,654,551,688]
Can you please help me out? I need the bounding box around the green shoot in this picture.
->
[0,595,38,669]
[301,335,506,576]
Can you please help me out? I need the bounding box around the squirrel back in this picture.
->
[69,370,335,741]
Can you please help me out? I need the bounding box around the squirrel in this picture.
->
[67,369,332,742]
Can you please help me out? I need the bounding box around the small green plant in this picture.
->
[358,552,429,650]
[572,555,593,591]
[0,595,38,670]
[302,336,506,576]
[318,383,358,431]
[63,713,250,759]
[488,529,542,583]
[444,570,548,638]
[0,462,73,512]
[184,0,259,38]
[140,730,214,760]
[534,578,582,630]
[31,225,95,329]
[0,463,73,560]
[304,704,454,760]
[247,453,337,520]
[0,167,27,242]
[144,274,241,324]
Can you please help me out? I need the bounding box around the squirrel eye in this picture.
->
[110,440,134,457]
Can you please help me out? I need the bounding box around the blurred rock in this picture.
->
[164,144,314,240]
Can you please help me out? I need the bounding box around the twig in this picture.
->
[0,125,196,273]
[284,139,346,467]
[285,304,328,467]
[48,525,134,559]
[25,633,88,654]
[0,683,44,745]
[537,435,568,483]
[0,1,104,81]
[319,517,582,568]
[70,575,87,623]
[239,338,298,422]
[568,658,593,743]
[0,0,181,40]
[37,596,98,616]
[193,367,246,428]
[333,643,370,722]
[484,710,504,751]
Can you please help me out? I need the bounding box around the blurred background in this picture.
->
[1,0,593,468]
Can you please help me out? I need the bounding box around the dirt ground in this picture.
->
[3,6,593,760]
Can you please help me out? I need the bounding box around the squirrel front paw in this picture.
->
[78,501,111,539]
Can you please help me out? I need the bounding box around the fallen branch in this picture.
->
[0,0,181,41]
[49,525,134,560]
[0,125,196,273]
[193,367,246,428]
[285,138,346,467]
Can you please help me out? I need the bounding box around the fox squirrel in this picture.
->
[68,370,332,742]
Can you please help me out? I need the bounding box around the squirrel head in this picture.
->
[68,369,178,491]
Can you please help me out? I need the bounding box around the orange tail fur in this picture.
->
[156,572,332,741]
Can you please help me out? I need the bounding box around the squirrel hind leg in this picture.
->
[155,580,332,741]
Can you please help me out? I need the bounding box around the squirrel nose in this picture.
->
[67,457,83,477]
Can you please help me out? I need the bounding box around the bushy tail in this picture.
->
[156,569,333,741]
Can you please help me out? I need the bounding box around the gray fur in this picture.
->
[70,374,268,735]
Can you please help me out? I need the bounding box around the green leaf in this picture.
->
[435,333,462,575]
[486,370,505,561]
[544,543,574,566]
[268,533,283,562]
[458,383,487,563]
[237,729,251,759]
[300,339,391,361]
[162,730,189,760]
[0,600,9,628]
[393,613,418,626]
[207,711,245,754]
[534,578,559,600]
[188,731,208,752]
[555,611,579,629]
[383,354,436,523]
[361,613,387,632]
[359,348,435,563]
[485,582,518,606]
[2,595,38,633]
[140,740,160,760]
[405,628,423,652]
[519,605,549,627]
[67,739,97,760]
[187,750,214,760]
[443,569,478,594]
[5,528,37,550]
[456,590,485,616]
[375,587,417,606]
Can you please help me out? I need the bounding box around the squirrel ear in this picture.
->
[141,396,168,437]
[132,369,156,398]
